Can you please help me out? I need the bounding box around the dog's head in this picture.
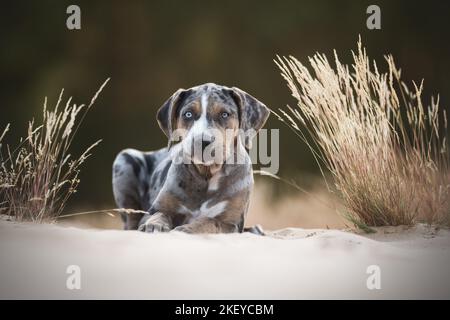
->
[156,83,269,166]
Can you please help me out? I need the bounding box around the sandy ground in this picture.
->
[1,216,449,299]
[58,183,348,231]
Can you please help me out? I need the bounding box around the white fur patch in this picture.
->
[177,205,191,215]
[186,94,209,141]
[196,94,208,132]
[201,93,208,116]
[208,172,222,191]
[200,200,228,218]
[179,200,228,221]
[226,174,253,195]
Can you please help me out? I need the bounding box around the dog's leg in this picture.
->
[138,212,172,233]
[243,225,265,236]
[112,149,148,230]
[173,217,238,234]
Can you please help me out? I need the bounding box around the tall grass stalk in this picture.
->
[275,40,449,227]
[0,79,110,222]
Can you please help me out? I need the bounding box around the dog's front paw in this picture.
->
[138,219,170,233]
[172,225,192,234]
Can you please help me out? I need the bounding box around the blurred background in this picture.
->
[1,0,450,229]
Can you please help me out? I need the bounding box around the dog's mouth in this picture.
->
[183,140,229,166]
[191,145,218,165]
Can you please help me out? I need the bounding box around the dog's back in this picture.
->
[113,147,169,228]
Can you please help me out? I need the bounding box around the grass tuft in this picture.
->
[0,79,110,222]
[275,40,449,228]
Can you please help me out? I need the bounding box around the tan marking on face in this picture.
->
[206,102,240,161]
[209,102,239,132]
[175,95,241,167]
[175,99,202,134]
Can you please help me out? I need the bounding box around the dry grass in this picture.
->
[0,79,110,222]
[275,40,450,228]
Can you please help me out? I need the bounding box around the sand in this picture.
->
[0,217,449,299]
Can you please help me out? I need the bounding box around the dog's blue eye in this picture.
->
[221,112,229,119]
[184,111,193,119]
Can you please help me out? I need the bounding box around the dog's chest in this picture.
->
[177,175,215,203]
[172,169,227,220]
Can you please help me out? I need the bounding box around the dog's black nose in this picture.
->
[201,139,212,151]
[201,134,215,151]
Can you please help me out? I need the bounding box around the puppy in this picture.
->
[112,83,269,233]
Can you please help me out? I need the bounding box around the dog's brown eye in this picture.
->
[221,112,229,119]
[184,111,193,119]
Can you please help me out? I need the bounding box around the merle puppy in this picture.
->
[112,83,269,233]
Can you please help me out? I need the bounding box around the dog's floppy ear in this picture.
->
[157,88,191,148]
[227,87,270,149]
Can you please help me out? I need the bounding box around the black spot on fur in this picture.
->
[178,180,186,190]
[237,215,244,232]
[113,164,122,176]
[150,172,159,188]
[216,90,230,102]
[248,105,260,127]
[122,153,141,177]
[159,160,171,184]
[143,181,149,192]
[147,206,158,215]
[141,192,151,212]
[144,154,155,175]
